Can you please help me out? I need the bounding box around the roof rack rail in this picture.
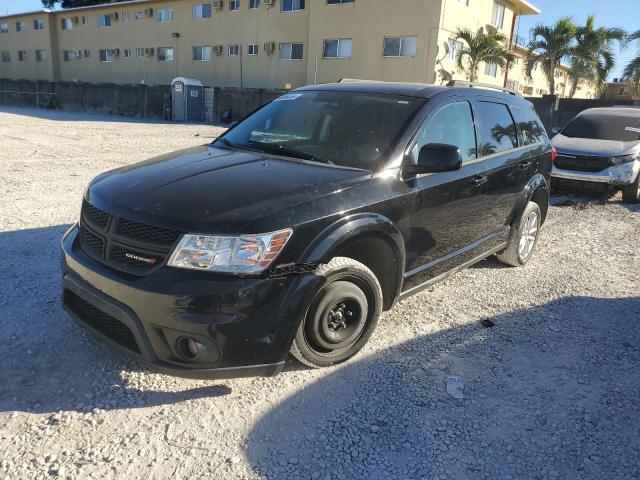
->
[446,80,522,97]
[337,78,385,83]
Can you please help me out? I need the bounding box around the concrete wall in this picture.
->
[529,95,640,132]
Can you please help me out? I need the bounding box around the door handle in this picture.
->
[471,175,488,186]
[518,161,532,170]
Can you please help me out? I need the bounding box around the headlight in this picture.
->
[610,153,639,166]
[167,229,292,273]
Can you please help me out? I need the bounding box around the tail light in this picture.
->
[551,146,557,162]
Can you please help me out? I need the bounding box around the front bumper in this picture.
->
[61,225,319,379]
[551,160,640,186]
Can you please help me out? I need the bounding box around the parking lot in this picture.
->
[0,106,639,480]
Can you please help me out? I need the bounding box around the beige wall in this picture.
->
[0,0,596,98]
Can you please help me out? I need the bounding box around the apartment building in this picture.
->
[0,0,596,98]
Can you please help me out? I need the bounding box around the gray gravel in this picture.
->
[0,106,639,480]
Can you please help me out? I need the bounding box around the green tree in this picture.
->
[624,30,640,99]
[42,0,127,8]
[568,15,626,98]
[524,18,576,95]
[452,28,514,83]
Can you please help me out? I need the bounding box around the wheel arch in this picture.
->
[299,213,406,311]
[510,174,550,227]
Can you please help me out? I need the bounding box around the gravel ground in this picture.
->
[0,105,639,480]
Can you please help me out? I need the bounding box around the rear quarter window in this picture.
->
[475,101,518,156]
[511,106,547,145]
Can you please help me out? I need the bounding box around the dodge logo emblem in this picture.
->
[125,252,158,265]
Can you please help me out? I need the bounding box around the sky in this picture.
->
[1,0,637,80]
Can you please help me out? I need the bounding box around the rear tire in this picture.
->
[290,257,383,369]
[621,175,640,204]
[496,201,541,267]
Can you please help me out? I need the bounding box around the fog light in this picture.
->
[176,336,207,361]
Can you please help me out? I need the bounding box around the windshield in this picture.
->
[562,113,640,142]
[217,91,425,170]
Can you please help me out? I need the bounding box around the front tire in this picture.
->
[496,201,541,267]
[621,174,640,204]
[290,257,383,368]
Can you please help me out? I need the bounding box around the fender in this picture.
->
[508,173,550,229]
[298,212,406,303]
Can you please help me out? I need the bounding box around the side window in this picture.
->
[412,101,477,162]
[475,101,518,156]
[511,106,547,146]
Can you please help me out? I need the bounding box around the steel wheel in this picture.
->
[518,210,539,261]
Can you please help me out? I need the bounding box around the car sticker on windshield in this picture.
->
[275,93,303,101]
[625,126,640,133]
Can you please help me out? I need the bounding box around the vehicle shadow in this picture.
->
[0,225,231,415]
[246,296,640,480]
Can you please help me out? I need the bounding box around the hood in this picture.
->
[87,145,370,234]
[552,134,640,157]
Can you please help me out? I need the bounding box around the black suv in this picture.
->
[61,81,552,378]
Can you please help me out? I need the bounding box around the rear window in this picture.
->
[562,113,640,142]
[511,106,547,145]
[475,101,518,156]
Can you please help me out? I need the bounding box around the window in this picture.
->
[492,2,505,29]
[323,39,352,58]
[16,21,25,32]
[221,91,424,170]
[193,4,212,19]
[230,0,240,11]
[475,102,518,156]
[457,0,469,5]
[248,44,259,55]
[34,19,44,30]
[123,11,130,22]
[135,11,145,20]
[124,49,132,58]
[157,47,174,61]
[562,113,640,142]
[98,14,112,28]
[99,49,113,62]
[383,36,417,57]
[83,49,91,58]
[485,62,498,77]
[18,50,27,61]
[412,102,477,162]
[447,40,462,60]
[249,0,260,8]
[229,44,240,56]
[281,0,305,11]
[136,47,145,57]
[63,50,73,62]
[511,106,547,146]
[36,50,47,61]
[82,16,89,25]
[1,51,10,62]
[619,87,627,96]
[279,42,303,60]
[157,8,174,22]
[61,18,73,30]
[327,0,355,3]
[193,46,213,61]
[0,23,8,33]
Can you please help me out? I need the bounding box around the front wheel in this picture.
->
[496,201,542,267]
[621,174,640,204]
[290,257,383,368]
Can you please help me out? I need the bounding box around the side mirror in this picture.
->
[550,126,561,137]
[405,143,462,175]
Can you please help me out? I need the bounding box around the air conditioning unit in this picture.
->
[144,8,154,17]
[212,0,224,10]
[110,12,119,21]
[263,0,275,6]
[213,45,224,55]
[263,42,275,54]
[144,47,155,56]
[72,16,79,24]
[111,48,121,57]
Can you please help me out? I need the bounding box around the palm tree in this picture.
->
[624,30,640,99]
[453,28,515,82]
[524,18,576,95]
[568,15,626,98]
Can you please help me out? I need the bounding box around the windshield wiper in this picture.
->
[247,141,334,165]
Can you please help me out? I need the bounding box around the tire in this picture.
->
[496,201,542,267]
[621,174,640,204]
[290,257,383,368]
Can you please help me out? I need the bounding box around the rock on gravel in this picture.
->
[0,106,639,480]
